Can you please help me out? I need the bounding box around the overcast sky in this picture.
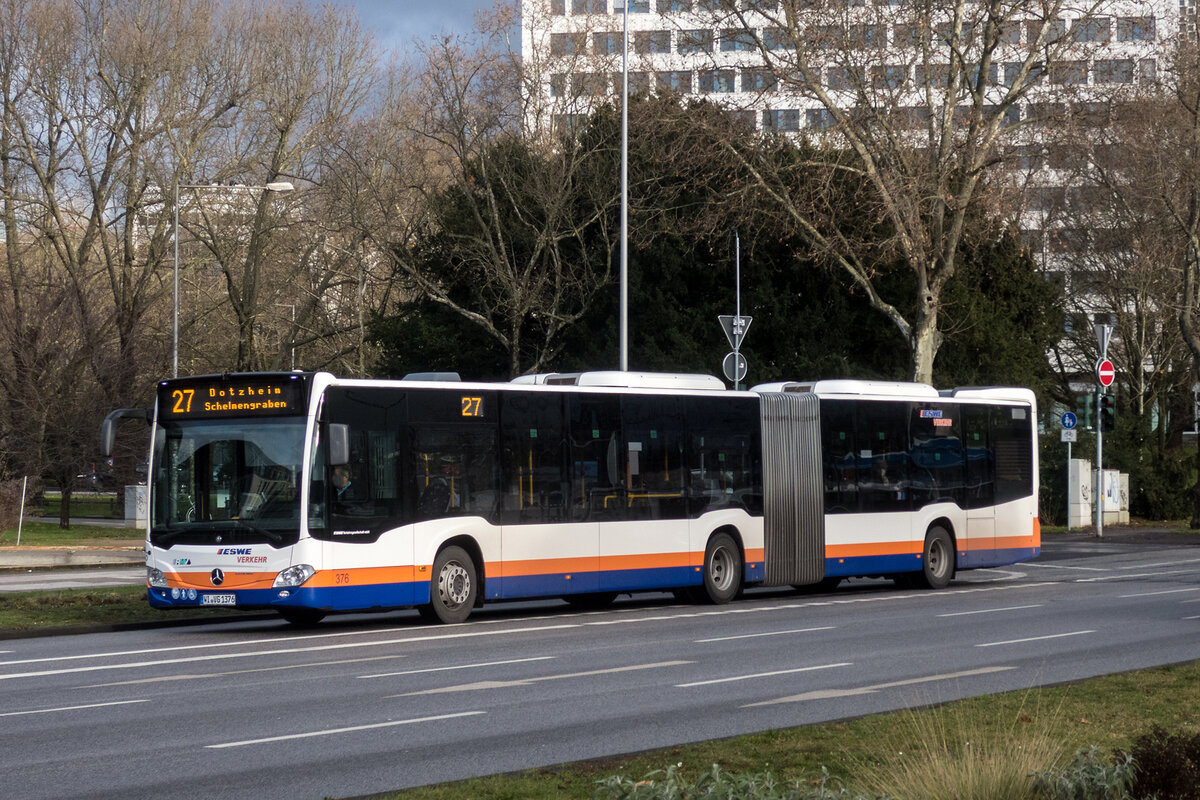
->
[331,0,496,55]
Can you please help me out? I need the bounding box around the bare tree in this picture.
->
[175,2,379,373]
[684,0,1114,382]
[366,7,622,377]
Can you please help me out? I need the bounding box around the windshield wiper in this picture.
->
[151,520,283,545]
[152,525,186,546]
[229,521,284,543]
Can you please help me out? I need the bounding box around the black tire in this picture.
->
[276,608,327,626]
[422,545,478,624]
[698,532,742,604]
[562,592,618,609]
[916,526,955,589]
[793,576,842,594]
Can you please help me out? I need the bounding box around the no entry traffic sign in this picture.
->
[1096,358,1115,387]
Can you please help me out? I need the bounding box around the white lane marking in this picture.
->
[1078,569,1196,582]
[938,604,1043,617]
[976,630,1095,647]
[1184,615,1200,620]
[83,655,407,687]
[1125,558,1200,570]
[0,625,579,681]
[0,582,1056,678]
[676,662,851,688]
[1119,588,1200,599]
[359,656,555,679]
[206,710,486,749]
[743,666,1016,707]
[0,699,150,718]
[0,611,577,667]
[1025,563,1109,572]
[695,626,835,643]
[0,627,416,667]
[391,660,693,696]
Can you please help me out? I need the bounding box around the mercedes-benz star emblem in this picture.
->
[210,569,225,586]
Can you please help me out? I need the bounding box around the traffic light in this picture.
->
[1074,394,1095,429]
[1100,392,1115,432]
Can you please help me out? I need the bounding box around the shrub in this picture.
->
[1123,725,1200,800]
[1031,746,1137,800]
[593,763,874,800]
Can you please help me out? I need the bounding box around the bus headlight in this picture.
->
[147,567,168,588]
[274,564,315,588]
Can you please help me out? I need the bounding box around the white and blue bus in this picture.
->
[102,370,1039,625]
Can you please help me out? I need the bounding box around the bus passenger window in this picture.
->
[499,393,565,524]
[856,401,910,512]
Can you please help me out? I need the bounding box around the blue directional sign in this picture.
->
[1061,412,1078,430]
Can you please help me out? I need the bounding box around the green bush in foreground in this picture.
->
[1124,726,1200,800]
[1032,747,1137,800]
[594,763,869,800]
[596,744,1157,800]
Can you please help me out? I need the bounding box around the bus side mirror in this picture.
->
[328,423,351,466]
[101,408,151,457]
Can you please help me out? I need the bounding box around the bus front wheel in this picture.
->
[421,545,478,624]
[277,608,326,626]
[698,532,742,604]
[916,526,955,590]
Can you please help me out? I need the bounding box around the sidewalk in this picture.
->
[1,517,144,571]
[0,545,144,571]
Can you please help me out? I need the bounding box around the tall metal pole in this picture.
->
[1093,319,1112,538]
[733,229,741,389]
[1095,387,1103,537]
[619,0,629,371]
[172,181,180,378]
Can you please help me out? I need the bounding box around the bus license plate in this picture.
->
[201,594,236,606]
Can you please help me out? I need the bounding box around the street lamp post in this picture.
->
[172,180,294,377]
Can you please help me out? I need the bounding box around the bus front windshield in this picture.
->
[151,418,307,547]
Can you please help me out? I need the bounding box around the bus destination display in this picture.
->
[159,375,308,420]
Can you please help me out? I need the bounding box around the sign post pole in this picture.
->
[1061,412,1077,530]
[1093,323,1115,537]
[1095,387,1103,538]
[718,235,752,389]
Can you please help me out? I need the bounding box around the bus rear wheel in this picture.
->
[698,532,742,604]
[420,545,478,624]
[916,526,955,590]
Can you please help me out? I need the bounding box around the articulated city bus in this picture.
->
[102,370,1039,625]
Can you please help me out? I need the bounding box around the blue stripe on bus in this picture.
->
[824,546,1040,578]
[825,553,923,577]
[959,546,1040,569]
[147,583,419,611]
[147,561,769,612]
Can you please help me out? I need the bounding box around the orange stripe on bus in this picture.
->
[826,542,918,559]
[599,552,696,571]
[489,557,600,578]
[165,572,276,589]
[307,566,417,588]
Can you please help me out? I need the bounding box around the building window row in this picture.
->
[1021,227,1130,255]
[550,0,778,15]
[549,58,1157,99]
[552,17,1155,58]
[552,68,776,96]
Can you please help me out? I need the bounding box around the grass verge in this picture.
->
[0,521,142,547]
[369,661,1200,800]
[39,493,124,519]
[0,585,236,631]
